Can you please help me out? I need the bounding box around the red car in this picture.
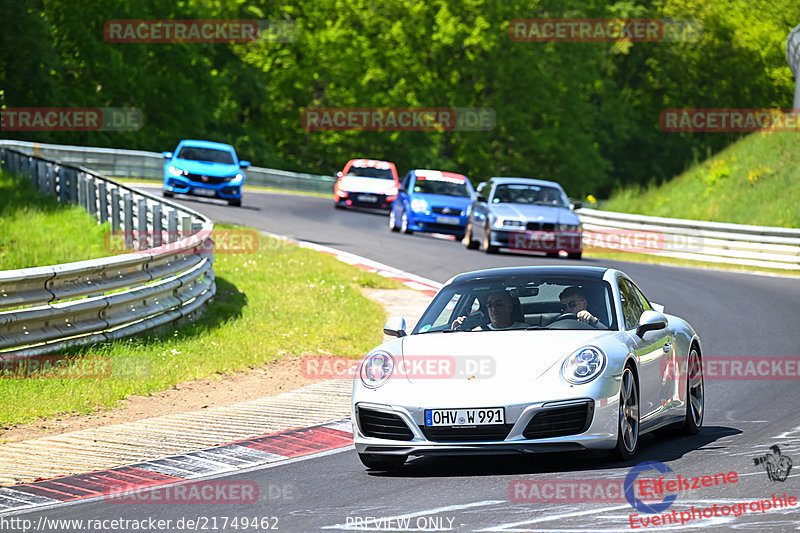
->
[334,159,400,210]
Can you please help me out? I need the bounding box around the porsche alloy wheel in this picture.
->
[683,347,704,434]
[614,366,639,460]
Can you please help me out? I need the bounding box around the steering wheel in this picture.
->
[452,311,487,331]
[552,313,579,322]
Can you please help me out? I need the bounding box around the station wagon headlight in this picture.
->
[168,165,186,177]
[360,351,394,388]
[562,346,606,384]
[410,199,429,213]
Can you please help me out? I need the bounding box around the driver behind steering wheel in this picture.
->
[559,286,606,328]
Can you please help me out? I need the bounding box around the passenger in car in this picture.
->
[559,286,606,328]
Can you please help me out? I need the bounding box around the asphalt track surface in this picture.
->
[13,191,800,532]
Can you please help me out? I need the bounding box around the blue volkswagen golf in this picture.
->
[162,140,250,206]
[389,169,475,239]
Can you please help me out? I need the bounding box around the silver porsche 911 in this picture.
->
[352,266,704,470]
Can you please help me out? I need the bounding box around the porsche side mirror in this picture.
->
[636,310,668,337]
[336,171,343,178]
[162,151,173,159]
[239,160,251,168]
[383,316,407,337]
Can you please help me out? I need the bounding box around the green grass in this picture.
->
[0,175,400,429]
[603,130,800,228]
[0,225,401,429]
[0,172,113,268]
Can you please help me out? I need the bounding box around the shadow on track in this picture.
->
[366,425,741,478]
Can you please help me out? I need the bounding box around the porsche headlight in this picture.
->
[168,165,186,177]
[410,199,429,213]
[561,346,606,384]
[360,351,394,388]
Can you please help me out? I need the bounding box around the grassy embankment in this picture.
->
[586,130,799,274]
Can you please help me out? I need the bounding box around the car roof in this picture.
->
[488,177,564,189]
[449,266,611,285]
[347,158,396,169]
[177,139,235,151]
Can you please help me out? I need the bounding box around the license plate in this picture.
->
[193,188,217,197]
[358,194,378,203]
[435,215,461,225]
[424,407,505,427]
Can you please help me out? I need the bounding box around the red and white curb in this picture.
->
[0,236,438,515]
[0,419,352,514]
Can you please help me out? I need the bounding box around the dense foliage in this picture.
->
[1,0,797,196]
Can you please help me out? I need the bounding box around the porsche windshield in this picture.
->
[413,275,617,333]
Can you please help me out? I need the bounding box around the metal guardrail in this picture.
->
[0,145,216,357]
[3,140,797,272]
[1,140,337,194]
[578,208,800,270]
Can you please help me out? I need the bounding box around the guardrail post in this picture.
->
[32,159,41,191]
[77,174,86,210]
[47,163,57,196]
[86,177,97,217]
[57,166,68,203]
[137,198,148,249]
[98,181,109,224]
[111,187,121,230]
[39,162,47,193]
[167,210,178,243]
[40,161,49,195]
[181,215,192,240]
[152,204,163,248]
[123,192,134,248]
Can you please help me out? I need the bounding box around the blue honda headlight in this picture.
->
[360,351,394,388]
[561,346,606,384]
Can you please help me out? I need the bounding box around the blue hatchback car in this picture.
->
[162,140,250,206]
[389,169,475,238]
